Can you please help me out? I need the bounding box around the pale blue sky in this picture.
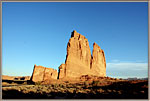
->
[2,2,148,78]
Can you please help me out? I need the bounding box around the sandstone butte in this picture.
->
[30,30,106,82]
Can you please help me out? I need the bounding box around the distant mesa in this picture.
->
[30,30,106,82]
[2,75,30,81]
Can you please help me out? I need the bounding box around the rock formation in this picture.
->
[2,75,31,80]
[63,30,92,78]
[58,64,66,79]
[91,43,106,77]
[30,64,58,82]
[31,30,106,82]
[58,30,106,79]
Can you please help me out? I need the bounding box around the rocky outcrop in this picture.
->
[58,64,66,79]
[2,75,31,80]
[43,68,58,81]
[58,30,106,78]
[30,64,58,82]
[64,30,92,78]
[30,30,106,82]
[91,43,106,76]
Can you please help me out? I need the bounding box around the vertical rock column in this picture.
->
[64,30,92,78]
[58,64,66,79]
[91,43,106,77]
[58,30,107,79]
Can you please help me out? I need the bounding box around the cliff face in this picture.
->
[58,64,66,79]
[58,30,106,79]
[64,30,92,78]
[91,43,106,77]
[31,30,106,82]
[30,65,58,82]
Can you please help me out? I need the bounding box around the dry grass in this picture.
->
[2,77,148,99]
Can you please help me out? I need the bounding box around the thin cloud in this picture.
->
[111,59,120,63]
[106,62,148,78]
[107,62,148,70]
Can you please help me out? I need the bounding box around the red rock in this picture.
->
[43,68,58,81]
[58,30,106,78]
[30,30,106,81]
[2,75,30,80]
[91,42,106,77]
[58,64,66,79]
[30,64,58,82]
[64,30,92,78]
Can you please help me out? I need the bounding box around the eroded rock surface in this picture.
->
[59,30,106,78]
[30,30,106,81]
[64,30,92,78]
[30,64,58,82]
[58,64,66,79]
[91,43,106,76]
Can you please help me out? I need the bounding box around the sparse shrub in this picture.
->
[92,80,99,87]
[2,82,9,86]
[35,81,41,85]
[51,84,54,87]
[117,90,122,94]
[107,89,112,93]
[11,82,17,85]
[75,85,82,89]
[65,81,69,83]
[23,82,27,85]
[53,84,58,88]
[112,90,117,93]
[59,84,65,88]
[84,81,89,88]
[97,89,104,93]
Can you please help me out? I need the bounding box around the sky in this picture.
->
[2,2,148,78]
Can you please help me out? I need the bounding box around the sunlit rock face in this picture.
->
[30,30,106,82]
[91,42,106,77]
[58,64,66,79]
[30,64,58,82]
[64,30,92,78]
[59,30,106,78]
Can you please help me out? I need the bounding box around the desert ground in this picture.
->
[2,75,148,99]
